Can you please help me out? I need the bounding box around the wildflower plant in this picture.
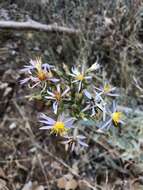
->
[20,57,124,151]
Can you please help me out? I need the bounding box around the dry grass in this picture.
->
[0,0,143,189]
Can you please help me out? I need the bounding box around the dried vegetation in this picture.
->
[0,0,143,189]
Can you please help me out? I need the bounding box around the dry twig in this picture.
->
[0,20,80,35]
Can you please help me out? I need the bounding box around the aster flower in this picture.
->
[82,89,106,117]
[20,57,59,87]
[69,67,91,92]
[98,101,124,130]
[62,134,88,151]
[39,113,75,136]
[94,81,119,97]
[45,84,70,114]
[69,60,99,92]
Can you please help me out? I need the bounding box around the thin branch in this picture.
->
[0,20,80,35]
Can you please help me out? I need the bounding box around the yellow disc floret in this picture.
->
[34,57,53,81]
[54,91,61,101]
[103,83,111,93]
[37,70,47,81]
[52,121,67,135]
[112,112,122,126]
[76,74,84,81]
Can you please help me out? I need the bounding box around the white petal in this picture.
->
[78,140,88,147]
[84,90,92,99]
[30,59,36,66]
[30,82,40,88]
[40,113,55,124]
[20,78,30,84]
[71,67,80,75]
[78,81,82,92]
[49,78,59,82]
[100,118,112,130]
[53,102,58,114]
[72,80,78,83]
[56,84,61,93]
[62,86,70,97]
[86,58,100,72]
[40,125,53,130]
[45,96,55,100]
[107,93,119,97]
[76,135,86,139]
[47,90,55,97]
[112,101,117,112]
[84,76,92,80]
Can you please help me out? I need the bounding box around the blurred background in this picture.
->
[0,0,143,189]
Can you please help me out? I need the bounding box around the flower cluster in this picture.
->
[20,57,124,151]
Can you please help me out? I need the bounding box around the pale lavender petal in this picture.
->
[30,59,36,66]
[65,117,76,123]
[96,103,104,111]
[42,63,55,70]
[78,81,82,92]
[110,87,116,92]
[100,118,112,130]
[82,104,90,112]
[58,113,65,122]
[57,84,61,93]
[94,86,102,92]
[103,106,106,121]
[64,118,75,128]
[76,135,86,139]
[78,140,88,147]
[69,73,76,77]
[96,93,104,103]
[40,125,53,130]
[29,82,40,88]
[84,90,92,99]
[39,120,52,125]
[120,120,125,124]
[45,96,55,100]
[20,78,30,84]
[61,140,71,144]
[39,118,55,125]
[62,87,70,97]
[91,106,96,116]
[72,80,78,83]
[107,122,112,130]
[30,76,39,82]
[39,113,55,125]
[53,101,58,114]
[71,143,75,152]
[49,78,59,82]
[107,93,119,97]
[84,76,92,80]
[47,90,55,97]
[20,66,34,72]
[71,67,80,75]
[64,117,75,124]
[112,101,117,112]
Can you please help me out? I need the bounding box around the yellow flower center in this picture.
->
[54,91,61,101]
[34,57,47,81]
[112,112,122,125]
[37,70,47,81]
[103,83,111,93]
[76,74,84,81]
[52,121,67,135]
